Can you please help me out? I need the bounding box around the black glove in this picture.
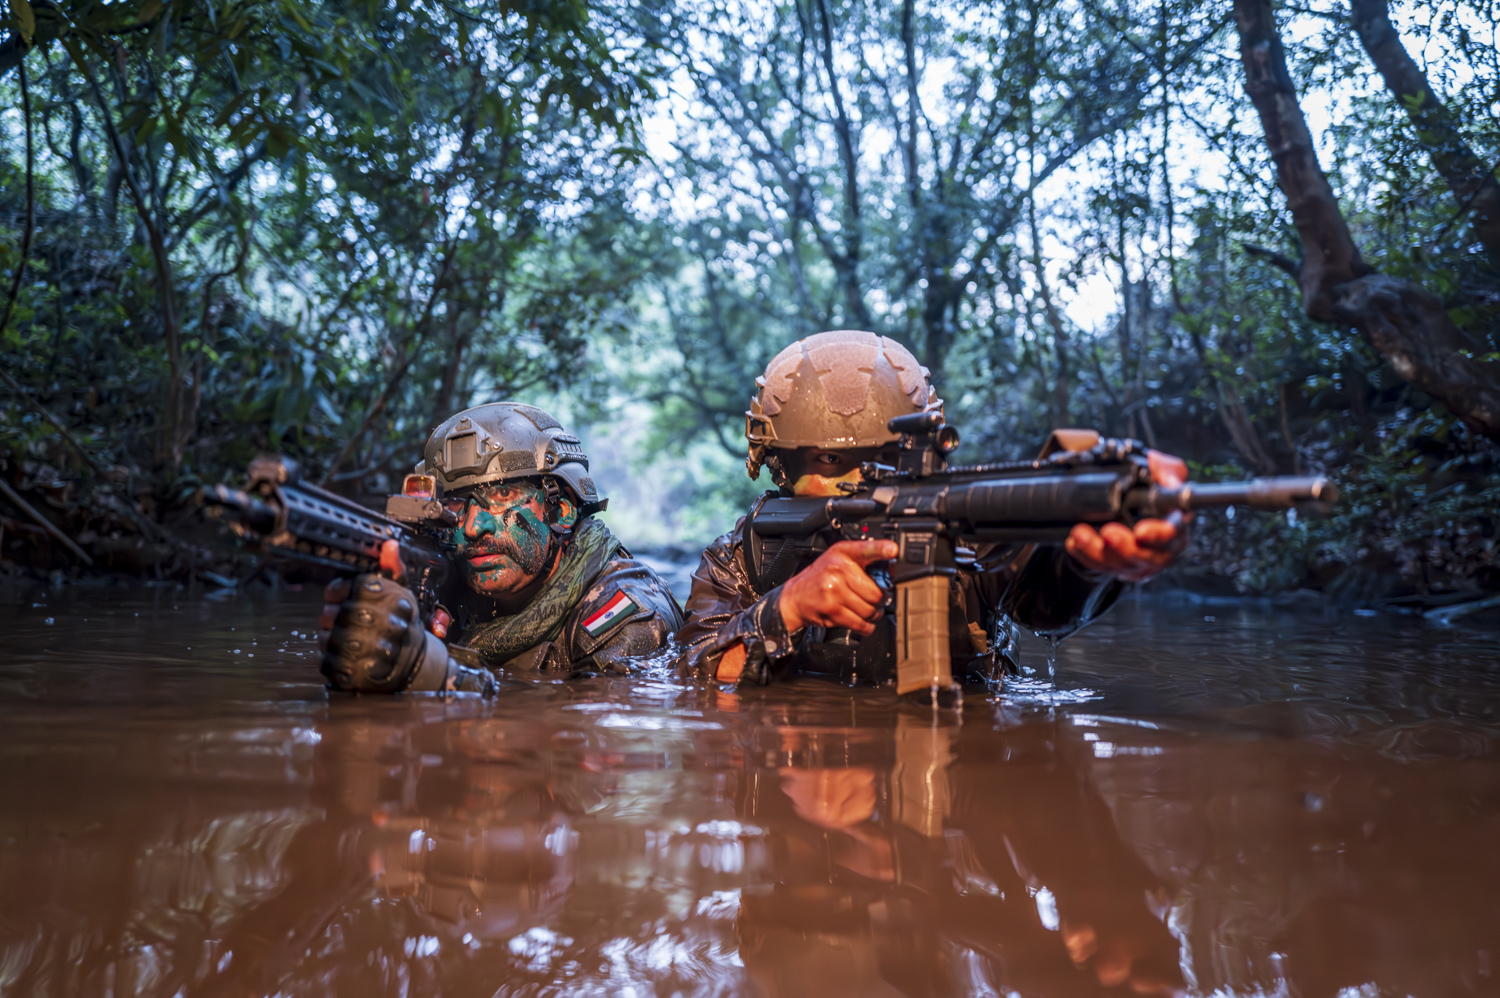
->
[321,574,428,693]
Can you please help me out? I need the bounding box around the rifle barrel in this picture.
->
[1153,476,1337,513]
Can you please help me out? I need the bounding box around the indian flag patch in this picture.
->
[582,591,639,638]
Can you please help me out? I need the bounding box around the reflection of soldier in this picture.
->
[676,331,1188,687]
[735,714,1182,997]
[318,403,683,694]
[186,703,579,997]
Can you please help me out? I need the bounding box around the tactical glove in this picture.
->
[321,574,432,693]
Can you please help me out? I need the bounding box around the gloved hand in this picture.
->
[318,574,428,693]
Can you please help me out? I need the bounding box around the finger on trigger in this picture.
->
[318,605,338,630]
[842,539,898,566]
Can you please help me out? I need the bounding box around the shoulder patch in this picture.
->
[582,591,640,639]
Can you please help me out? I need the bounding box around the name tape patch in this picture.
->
[582,592,639,638]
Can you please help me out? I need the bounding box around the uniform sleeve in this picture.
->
[972,543,1124,638]
[558,556,685,676]
[673,524,800,682]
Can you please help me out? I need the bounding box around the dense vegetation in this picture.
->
[2,0,1497,607]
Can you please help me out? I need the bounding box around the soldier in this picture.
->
[318,402,683,694]
[676,330,1189,686]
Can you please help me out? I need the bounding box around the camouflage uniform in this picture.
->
[324,403,682,695]
[675,331,1120,686]
[674,514,1120,685]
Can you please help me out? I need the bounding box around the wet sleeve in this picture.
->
[975,544,1124,638]
[561,558,685,676]
[674,526,799,682]
[406,633,498,695]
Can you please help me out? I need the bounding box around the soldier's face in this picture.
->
[787,448,879,496]
[444,481,575,598]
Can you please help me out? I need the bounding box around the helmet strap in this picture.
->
[763,452,791,489]
[540,477,577,539]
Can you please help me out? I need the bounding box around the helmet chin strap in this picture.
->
[540,476,576,540]
[764,452,791,489]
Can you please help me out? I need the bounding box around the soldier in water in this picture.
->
[318,402,683,694]
[676,330,1190,686]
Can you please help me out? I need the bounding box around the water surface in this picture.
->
[1,584,1497,997]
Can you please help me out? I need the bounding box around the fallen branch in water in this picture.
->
[0,477,93,566]
[1424,592,1500,625]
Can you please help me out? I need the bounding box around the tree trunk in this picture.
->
[1233,0,1500,438]
[1349,0,1500,266]
[1028,199,1071,425]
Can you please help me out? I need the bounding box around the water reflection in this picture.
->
[0,588,1498,996]
[733,705,1182,997]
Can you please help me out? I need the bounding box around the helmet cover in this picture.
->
[746,330,943,480]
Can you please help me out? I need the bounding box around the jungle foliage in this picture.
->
[1,0,1497,602]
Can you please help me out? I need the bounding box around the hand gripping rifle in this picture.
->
[745,414,1338,697]
[202,455,461,619]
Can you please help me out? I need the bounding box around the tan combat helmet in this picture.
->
[746,330,944,482]
[416,402,606,514]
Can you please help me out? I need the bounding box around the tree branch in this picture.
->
[1239,241,1302,276]
[1349,0,1500,264]
[0,59,34,344]
[1233,0,1500,438]
[1234,0,1369,318]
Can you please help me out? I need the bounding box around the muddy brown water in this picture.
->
[1,584,1498,998]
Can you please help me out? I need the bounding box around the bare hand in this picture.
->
[1065,450,1190,583]
[777,539,897,634]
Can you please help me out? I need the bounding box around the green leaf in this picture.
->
[264,125,289,160]
[8,0,34,44]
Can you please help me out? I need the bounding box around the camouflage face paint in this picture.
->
[792,467,864,497]
[449,481,561,599]
[788,447,877,497]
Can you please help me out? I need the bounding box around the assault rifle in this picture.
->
[746,414,1338,696]
[202,455,460,618]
